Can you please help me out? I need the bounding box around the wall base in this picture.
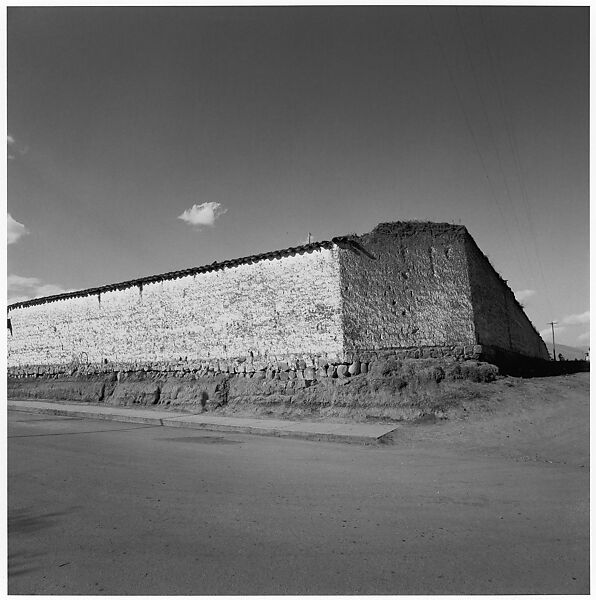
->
[8,353,501,423]
[479,345,589,377]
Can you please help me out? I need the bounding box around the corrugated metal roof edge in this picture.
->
[8,237,353,311]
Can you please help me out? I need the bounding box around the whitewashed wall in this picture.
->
[7,248,344,367]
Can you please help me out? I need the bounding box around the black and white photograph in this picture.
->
[6,4,589,595]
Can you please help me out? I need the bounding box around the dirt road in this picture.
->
[8,373,589,594]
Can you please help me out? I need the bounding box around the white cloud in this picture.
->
[562,310,590,325]
[514,289,535,302]
[8,274,71,304]
[7,135,28,159]
[540,325,566,339]
[178,202,227,228]
[7,213,28,244]
[7,134,15,159]
[577,331,590,344]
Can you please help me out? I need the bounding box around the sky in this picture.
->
[6,6,589,348]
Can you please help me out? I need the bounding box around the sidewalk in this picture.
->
[7,399,398,444]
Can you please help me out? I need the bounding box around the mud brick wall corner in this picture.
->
[7,221,549,374]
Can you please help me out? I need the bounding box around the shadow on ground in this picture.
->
[8,507,81,579]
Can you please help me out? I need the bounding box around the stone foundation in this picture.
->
[8,346,503,422]
[7,344,484,380]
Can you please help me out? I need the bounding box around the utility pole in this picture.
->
[548,321,558,360]
[307,232,312,244]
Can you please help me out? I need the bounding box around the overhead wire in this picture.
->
[425,7,520,274]
[478,8,554,317]
[455,7,536,287]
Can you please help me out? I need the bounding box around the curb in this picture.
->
[8,403,396,445]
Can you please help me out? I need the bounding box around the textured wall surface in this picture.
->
[464,236,550,360]
[7,221,549,371]
[339,223,476,351]
[7,248,344,367]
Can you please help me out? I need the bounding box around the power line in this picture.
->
[478,8,554,317]
[425,8,520,269]
[455,7,536,287]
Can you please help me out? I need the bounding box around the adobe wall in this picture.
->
[338,223,476,352]
[464,235,549,360]
[7,220,550,378]
[7,248,344,369]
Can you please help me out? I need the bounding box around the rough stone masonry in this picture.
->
[7,221,549,382]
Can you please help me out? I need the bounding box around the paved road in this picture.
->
[8,410,588,595]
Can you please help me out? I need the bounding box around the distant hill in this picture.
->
[543,342,589,361]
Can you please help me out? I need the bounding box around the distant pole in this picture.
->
[548,321,557,360]
[308,232,312,244]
